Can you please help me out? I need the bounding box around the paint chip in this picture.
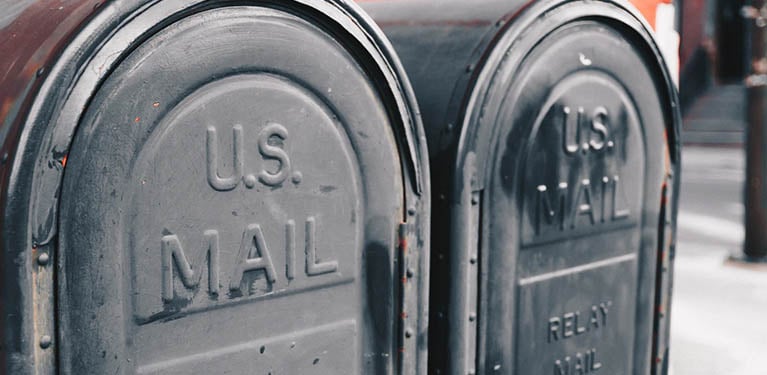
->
[579,53,593,66]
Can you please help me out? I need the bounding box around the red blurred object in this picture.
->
[679,0,706,68]
[630,0,672,29]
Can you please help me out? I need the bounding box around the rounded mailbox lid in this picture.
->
[56,2,427,374]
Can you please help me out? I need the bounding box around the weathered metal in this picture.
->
[361,1,681,374]
[1,1,430,374]
[1,2,101,372]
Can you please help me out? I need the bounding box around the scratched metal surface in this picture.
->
[0,1,103,373]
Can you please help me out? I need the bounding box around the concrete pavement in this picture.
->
[670,146,767,375]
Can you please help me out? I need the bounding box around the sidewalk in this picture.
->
[682,84,746,146]
[670,145,767,375]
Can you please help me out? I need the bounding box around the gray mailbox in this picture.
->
[361,0,681,374]
[0,1,429,374]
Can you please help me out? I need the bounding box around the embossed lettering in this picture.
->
[599,301,610,326]
[548,317,561,342]
[600,177,610,223]
[575,311,587,334]
[230,224,278,292]
[258,123,292,186]
[589,107,610,152]
[534,176,630,236]
[206,123,300,191]
[161,230,220,301]
[554,349,602,374]
[160,217,339,307]
[207,125,243,191]
[536,183,568,234]
[611,176,630,220]
[547,301,611,342]
[590,306,601,329]
[561,105,612,155]
[562,106,582,155]
[571,179,595,227]
[574,353,585,375]
[590,349,603,371]
[555,356,571,375]
[305,216,338,276]
[563,312,575,338]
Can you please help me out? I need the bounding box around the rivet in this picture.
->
[469,256,477,265]
[466,64,475,73]
[1,153,7,164]
[36,67,45,77]
[39,335,52,349]
[468,313,476,322]
[405,328,413,338]
[471,195,479,205]
[406,268,415,278]
[37,253,50,266]
[407,206,416,216]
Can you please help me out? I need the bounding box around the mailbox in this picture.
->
[361,0,681,374]
[0,1,429,374]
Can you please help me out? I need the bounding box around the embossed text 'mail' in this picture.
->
[535,176,630,235]
[554,348,603,375]
[161,216,338,303]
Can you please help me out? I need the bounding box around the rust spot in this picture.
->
[152,102,160,108]
[400,312,408,319]
[134,116,141,123]
[401,277,407,284]
[61,154,68,168]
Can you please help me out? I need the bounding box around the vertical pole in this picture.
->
[744,1,767,260]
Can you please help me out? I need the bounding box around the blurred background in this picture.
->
[671,1,767,374]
